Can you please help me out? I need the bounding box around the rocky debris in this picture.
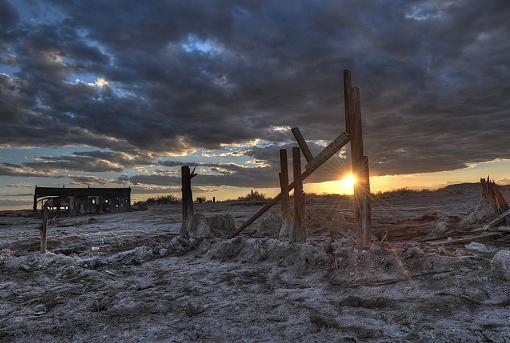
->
[465,242,490,253]
[34,304,46,315]
[491,250,510,280]
[403,245,424,259]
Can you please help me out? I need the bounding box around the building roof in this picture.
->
[35,186,131,199]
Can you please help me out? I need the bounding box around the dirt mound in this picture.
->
[188,213,236,238]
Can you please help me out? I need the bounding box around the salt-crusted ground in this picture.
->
[1,184,510,342]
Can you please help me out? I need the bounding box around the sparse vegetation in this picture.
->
[139,194,181,206]
[236,190,269,201]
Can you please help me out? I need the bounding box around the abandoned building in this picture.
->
[33,186,131,216]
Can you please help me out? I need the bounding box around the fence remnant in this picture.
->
[232,132,350,237]
[292,147,306,241]
[232,68,371,248]
[345,83,371,248]
[40,200,50,252]
[181,166,197,238]
[279,149,290,238]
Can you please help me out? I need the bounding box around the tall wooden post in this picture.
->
[292,147,306,242]
[40,203,48,252]
[279,149,290,239]
[346,85,371,248]
[181,166,195,238]
[343,69,352,134]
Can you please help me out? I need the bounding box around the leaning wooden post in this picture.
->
[40,202,48,252]
[279,149,291,239]
[181,166,196,238]
[346,85,371,248]
[292,147,306,242]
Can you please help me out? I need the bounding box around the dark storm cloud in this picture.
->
[0,162,57,177]
[1,0,510,186]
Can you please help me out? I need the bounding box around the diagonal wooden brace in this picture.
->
[291,127,314,164]
[231,132,350,237]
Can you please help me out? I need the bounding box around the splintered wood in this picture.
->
[481,176,508,215]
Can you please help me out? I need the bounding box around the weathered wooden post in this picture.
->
[40,202,49,252]
[345,74,371,248]
[292,147,306,242]
[279,149,291,239]
[181,166,196,238]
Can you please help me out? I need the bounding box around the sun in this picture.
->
[344,173,357,188]
[336,173,357,194]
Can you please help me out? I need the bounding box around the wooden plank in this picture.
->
[428,232,503,246]
[483,208,510,230]
[279,149,290,230]
[292,147,306,241]
[232,132,350,236]
[291,127,314,163]
[181,166,194,238]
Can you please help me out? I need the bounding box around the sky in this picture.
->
[1,0,510,209]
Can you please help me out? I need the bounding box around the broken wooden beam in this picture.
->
[291,127,314,163]
[292,147,306,241]
[483,208,510,231]
[428,232,503,246]
[232,132,350,236]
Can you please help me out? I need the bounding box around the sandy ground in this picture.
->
[1,184,510,342]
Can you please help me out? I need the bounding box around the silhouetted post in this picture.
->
[346,85,371,248]
[343,69,352,134]
[40,203,48,252]
[292,147,306,242]
[279,149,290,239]
[181,166,196,238]
[213,196,216,203]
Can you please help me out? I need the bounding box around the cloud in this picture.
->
[0,163,58,177]
[0,0,509,187]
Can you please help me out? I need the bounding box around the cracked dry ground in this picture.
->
[1,185,510,342]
